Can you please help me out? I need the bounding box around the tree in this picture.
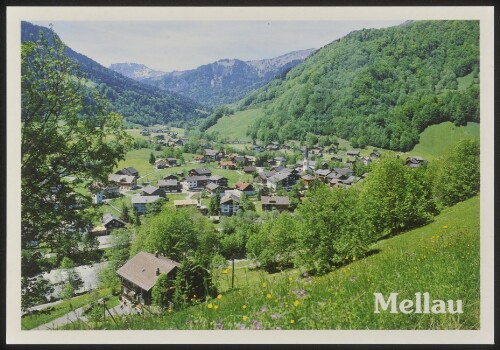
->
[246,212,297,272]
[239,193,255,212]
[172,257,216,308]
[293,184,370,274]
[152,274,172,309]
[208,191,221,215]
[21,276,54,313]
[21,28,130,272]
[149,152,156,165]
[59,256,83,299]
[131,207,202,261]
[359,156,435,237]
[121,203,130,223]
[80,232,100,264]
[431,138,480,206]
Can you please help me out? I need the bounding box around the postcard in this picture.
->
[6,5,494,345]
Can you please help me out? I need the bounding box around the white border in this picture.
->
[6,6,495,344]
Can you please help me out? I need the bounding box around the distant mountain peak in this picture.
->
[109,62,166,80]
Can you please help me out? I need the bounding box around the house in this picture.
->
[131,195,161,214]
[108,174,137,191]
[245,155,257,165]
[158,179,181,193]
[194,155,206,163]
[174,199,198,209]
[346,150,360,157]
[220,193,241,216]
[234,182,255,196]
[185,175,209,190]
[370,149,382,158]
[233,155,247,165]
[117,251,180,306]
[301,174,316,188]
[140,129,150,136]
[261,196,290,212]
[204,149,219,162]
[141,185,165,198]
[315,169,332,182]
[189,168,212,177]
[266,169,300,191]
[406,156,425,168]
[330,176,360,188]
[331,167,353,179]
[255,170,276,185]
[93,192,104,204]
[103,213,127,231]
[243,166,257,174]
[219,161,236,170]
[166,158,178,167]
[205,182,222,196]
[115,167,139,178]
[155,159,169,169]
[92,213,127,236]
[271,156,287,167]
[208,175,228,188]
[361,157,372,166]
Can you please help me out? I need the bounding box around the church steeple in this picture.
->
[302,146,309,173]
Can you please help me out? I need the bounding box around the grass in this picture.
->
[62,195,479,330]
[22,288,115,330]
[410,121,479,161]
[207,108,264,141]
[115,148,161,178]
[457,72,476,91]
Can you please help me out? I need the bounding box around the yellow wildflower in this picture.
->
[217,294,222,300]
[222,268,229,274]
[293,300,300,307]
[214,304,219,310]
[266,293,272,299]
[242,304,247,309]
[262,282,267,288]
[290,319,295,324]
[353,256,356,261]
[242,316,248,321]
[443,225,448,229]
[207,303,213,309]
[210,321,214,326]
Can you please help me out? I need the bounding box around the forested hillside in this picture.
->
[21,22,206,126]
[244,21,479,150]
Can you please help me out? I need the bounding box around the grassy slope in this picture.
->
[207,108,263,141]
[410,122,479,161]
[67,195,479,330]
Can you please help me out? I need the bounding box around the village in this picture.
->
[93,127,426,230]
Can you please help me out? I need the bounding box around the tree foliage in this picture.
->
[359,157,436,237]
[431,138,480,206]
[21,28,130,256]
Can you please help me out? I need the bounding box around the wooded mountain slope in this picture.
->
[21,22,206,126]
[244,21,479,151]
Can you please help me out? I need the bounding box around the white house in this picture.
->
[131,195,161,214]
[220,193,241,216]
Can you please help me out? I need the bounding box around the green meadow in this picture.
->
[62,195,479,330]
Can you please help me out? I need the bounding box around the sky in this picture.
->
[32,20,403,72]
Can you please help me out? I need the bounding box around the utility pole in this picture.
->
[231,256,235,289]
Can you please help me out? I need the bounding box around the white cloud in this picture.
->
[32,20,403,72]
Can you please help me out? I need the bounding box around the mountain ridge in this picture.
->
[109,49,315,107]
